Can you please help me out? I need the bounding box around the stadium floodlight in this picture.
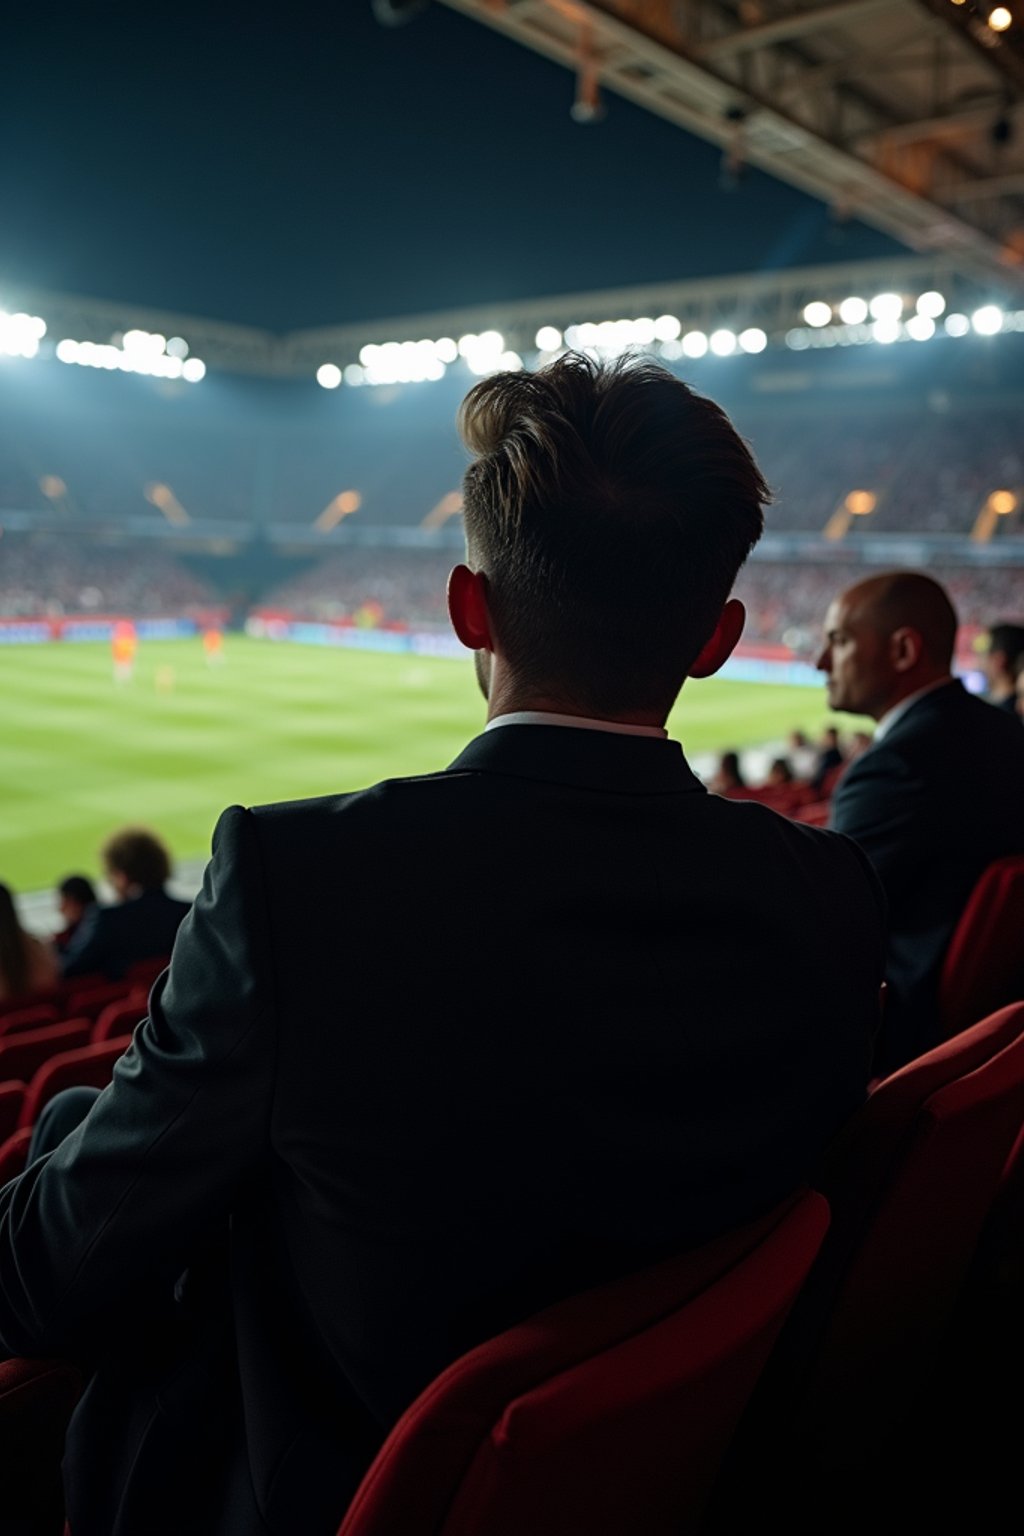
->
[738,327,768,354]
[944,313,970,336]
[803,301,831,328]
[316,364,342,389]
[535,325,561,352]
[990,489,1018,514]
[631,317,657,346]
[869,293,903,322]
[845,490,877,515]
[166,336,189,359]
[971,304,1004,335]
[784,328,809,349]
[838,297,868,325]
[681,330,708,358]
[916,291,946,319]
[56,339,79,363]
[343,364,365,386]
[709,329,737,357]
[871,319,901,344]
[433,337,458,363]
[905,315,936,341]
[653,314,681,342]
[659,338,683,360]
[0,310,46,359]
[988,6,1012,28]
[498,350,524,371]
[182,358,206,382]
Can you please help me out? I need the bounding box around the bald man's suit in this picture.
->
[830,680,1024,1072]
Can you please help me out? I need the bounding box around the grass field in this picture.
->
[1,636,848,892]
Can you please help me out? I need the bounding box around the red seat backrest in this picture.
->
[337,1191,829,1536]
[0,1005,60,1040]
[18,1036,132,1131]
[93,996,147,1044]
[0,1082,26,1147]
[939,855,1024,1040]
[62,981,134,1022]
[0,1126,33,1185]
[0,1023,92,1092]
[122,955,169,990]
[791,1003,1024,1461]
[0,989,60,1023]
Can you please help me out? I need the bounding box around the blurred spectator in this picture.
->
[981,622,1024,715]
[0,883,59,1002]
[786,730,818,780]
[811,726,844,793]
[0,534,217,618]
[54,874,99,955]
[848,730,874,761]
[765,758,795,790]
[62,828,190,980]
[711,750,746,795]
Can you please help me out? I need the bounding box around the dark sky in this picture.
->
[1,1,906,331]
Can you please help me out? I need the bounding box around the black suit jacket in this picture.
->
[0,726,885,1535]
[830,680,1024,1072]
[61,888,192,980]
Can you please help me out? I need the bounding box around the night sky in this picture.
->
[1,1,906,331]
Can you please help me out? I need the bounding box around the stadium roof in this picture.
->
[437,0,1024,286]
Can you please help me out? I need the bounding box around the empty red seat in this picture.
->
[0,1127,32,1185]
[0,1083,26,1146]
[0,1004,60,1040]
[62,980,135,1021]
[337,1190,829,1536]
[93,996,147,1043]
[18,1036,133,1131]
[0,1022,91,1091]
[123,955,170,989]
[939,855,1024,1040]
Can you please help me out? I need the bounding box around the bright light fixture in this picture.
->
[434,337,458,364]
[535,325,562,351]
[654,314,681,342]
[988,6,1012,29]
[738,327,768,354]
[803,301,831,328]
[972,305,1003,335]
[0,310,47,359]
[869,293,903,322]
[916,291,946,319]
[316,363,342,389]
[871,319,901,344]
[905,315,935,341]
[182,358,206,382]
[839,297,868,325]
[681,331,708,359]
[709,329,737,356]
[944,313,970,336]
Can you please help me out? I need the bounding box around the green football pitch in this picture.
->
[1,636,847,892]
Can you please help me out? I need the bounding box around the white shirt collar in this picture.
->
[485,709,668,739]
[874,676,956,742]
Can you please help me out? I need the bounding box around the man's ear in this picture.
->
[889,626,923,674]
[688,598,745,679]
[447,564,493,652]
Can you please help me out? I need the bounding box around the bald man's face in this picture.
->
[816,592,894,720]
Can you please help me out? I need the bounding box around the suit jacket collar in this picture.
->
[876,677,964,745]
[448,724,705,796]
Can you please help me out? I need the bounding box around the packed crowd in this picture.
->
[0,535,217,618]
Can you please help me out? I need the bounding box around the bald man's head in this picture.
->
[817,571,957,721]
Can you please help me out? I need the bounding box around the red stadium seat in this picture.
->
[788,1003,1024,1472]
[0,1356,84,1535]
[0,1022,92,1092]
[62,980,136,1021]
[0,987,60,1023]
[0,1127,33,1185]
[0,1003,61,1039]
[939,855,1024,1040]
[337,1190,829,1536]
[17,1036,132,1132]
[0,1083,26,1146]
[93,996,147,1044]
[123,955,170,989]
[790,800,830,827]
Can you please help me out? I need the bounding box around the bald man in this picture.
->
[817,571,1024,1072]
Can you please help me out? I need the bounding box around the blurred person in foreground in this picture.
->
[53,874,98,955]
[61,827,190,981]
[0,883,59,1003]
[0,356,885,1536]
[818,570,1024,1073]
[981,621,1024,716]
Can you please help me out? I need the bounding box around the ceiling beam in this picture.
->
[697,0,904,57]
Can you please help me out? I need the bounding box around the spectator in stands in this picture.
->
[981,621,1024,716]
[849,729,874,760]
[786,729,818,780]
[710,748,746,795]
[810,725,844,793]
[61,827,190,981]
[53,874,98,955]
[0,883,59,1002]
[765,757,795,789]
[0,355,885,1536]
[818,570,1024,1073]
